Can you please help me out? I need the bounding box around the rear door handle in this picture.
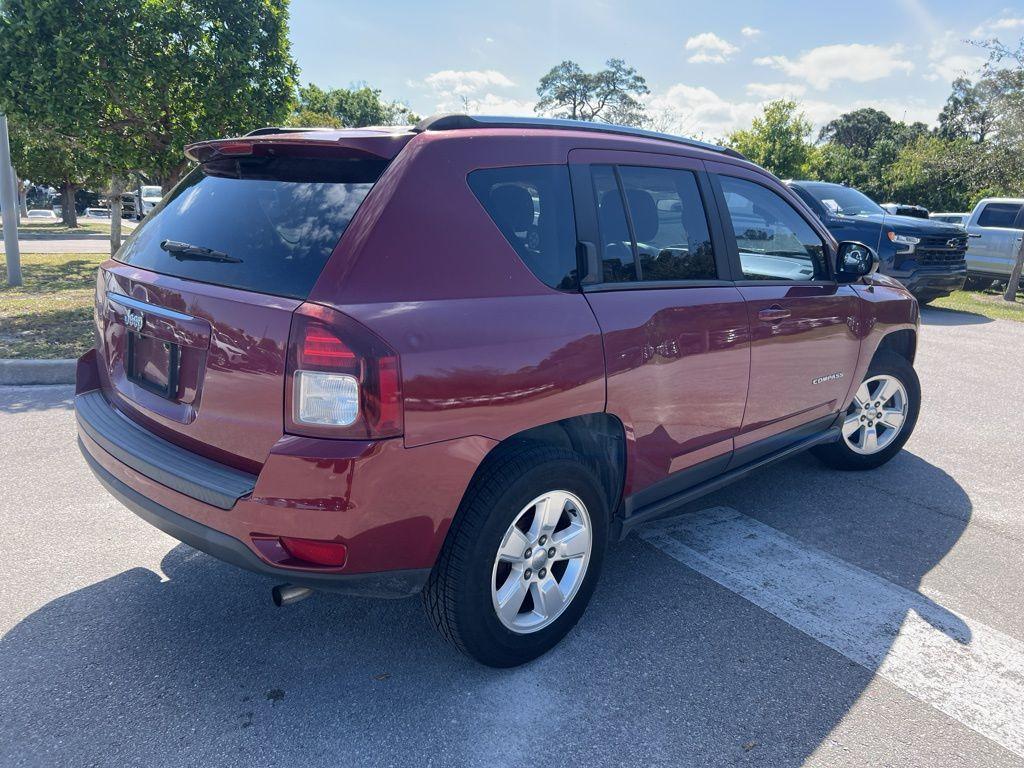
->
[758,306,791,322]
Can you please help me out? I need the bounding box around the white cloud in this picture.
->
[927,53,986,82]
[972,16,1024,37]
[647,85,761,138]
[741,26,762,38]
[421,69,515,96]
[685,32,739,64]
[647,83,942,139]
[413,69,531,115]
[924,31,986,82]
[745,82,807,99]
[755,44,915,89]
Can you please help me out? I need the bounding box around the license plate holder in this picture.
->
[127,331,181,400]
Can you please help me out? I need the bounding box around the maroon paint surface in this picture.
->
[78,126,919,579]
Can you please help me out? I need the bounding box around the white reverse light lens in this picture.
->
[295,371,359,426]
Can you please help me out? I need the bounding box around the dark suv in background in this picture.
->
[75,115,922,666]
[787,180,967,303]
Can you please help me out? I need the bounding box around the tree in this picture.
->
[535,59,649,125]
[6,117,101,227]
[818,108,897,155]
[726,100,812,178]
[938,77,1000,142]
[0,0,298,193]
[289,84,418,128]
[883,135,975,212]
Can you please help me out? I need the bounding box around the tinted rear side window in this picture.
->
[468,165,579,290]
[977,202,1023,228]
[617,165,717,281]
[116,155,387,299]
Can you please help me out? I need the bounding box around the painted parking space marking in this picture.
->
[639,507,1024,759]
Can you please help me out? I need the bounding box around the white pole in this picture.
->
[0,114,21,287]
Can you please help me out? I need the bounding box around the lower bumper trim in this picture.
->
[78,438,430,599]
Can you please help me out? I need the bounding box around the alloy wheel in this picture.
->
[842,374,909,455]
[490,490,593,634]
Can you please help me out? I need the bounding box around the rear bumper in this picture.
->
[78,437,429,597]
[75,366,495,596]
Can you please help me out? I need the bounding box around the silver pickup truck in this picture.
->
[965,198,1024,287]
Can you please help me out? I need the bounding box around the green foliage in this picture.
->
[290,84,418,128]
[726,100,812,178]
[0,0,298,188]
[535,59,649,126]
[818,108,896,155]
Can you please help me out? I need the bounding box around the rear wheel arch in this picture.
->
[462,414,627,519]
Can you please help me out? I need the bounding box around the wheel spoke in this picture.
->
[496,526,531,563]
[531,578,565,619]
[879,408,905,430]
[854,383,871,410]
[530,492,567,539]
[862,425,879,453]
[875,377,899,405]
[842,413,862,438]
[553,524,589,560]
[495,572,529,624]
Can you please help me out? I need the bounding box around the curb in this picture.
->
[0,358,77,385]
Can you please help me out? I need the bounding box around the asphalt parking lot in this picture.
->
[1,306,1022,768]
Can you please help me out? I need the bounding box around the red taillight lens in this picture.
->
[301,328,356,367]
[280,537,348,567]
[286,304,404,439]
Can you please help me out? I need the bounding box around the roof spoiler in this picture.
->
[412,113,746,160]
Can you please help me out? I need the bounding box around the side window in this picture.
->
[977,203,1023,229]
[719,176,828,282]
[591,165,637,283]
[617,166,718,281]
[468,165,579,289]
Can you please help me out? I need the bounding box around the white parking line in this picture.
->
[639,507,1024,759]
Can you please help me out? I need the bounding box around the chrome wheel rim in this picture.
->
[842,374,909,455]
[490,490,592,634]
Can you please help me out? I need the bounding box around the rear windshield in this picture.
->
[115,154,388,299]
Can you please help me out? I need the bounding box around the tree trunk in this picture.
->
[15,172,27,217]
[1003,235,1024,302]
[109,174,125,256]
[61,181,78,228]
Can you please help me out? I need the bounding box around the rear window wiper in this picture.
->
[160,239,242,263]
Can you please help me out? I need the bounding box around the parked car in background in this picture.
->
[930,212,969,227]
[139,185,163,217]
[881,203,930,220]
[786,180,967,303]
[26,209,58,220]
[82,207,111,219]
[75,116,923,667]
[963,198,1024,289]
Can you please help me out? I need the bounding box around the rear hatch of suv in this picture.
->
[94,131,408,472]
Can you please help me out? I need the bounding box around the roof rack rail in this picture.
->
[412,114,745,159]
[244,126,338,137]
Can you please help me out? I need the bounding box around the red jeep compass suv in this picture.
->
[76,115,921,667]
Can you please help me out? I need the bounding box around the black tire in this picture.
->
[812,351,921,471]
[422,446,609,667]
[963,276,993,291]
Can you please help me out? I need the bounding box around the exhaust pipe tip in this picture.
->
[272,584,314,607]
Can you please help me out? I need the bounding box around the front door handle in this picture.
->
[758,306,791,322]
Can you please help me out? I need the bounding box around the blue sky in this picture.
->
[289,1,1024,138]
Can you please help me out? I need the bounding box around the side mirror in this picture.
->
[835,241,879,282]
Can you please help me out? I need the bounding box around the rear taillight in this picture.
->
[286,304,403,439]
